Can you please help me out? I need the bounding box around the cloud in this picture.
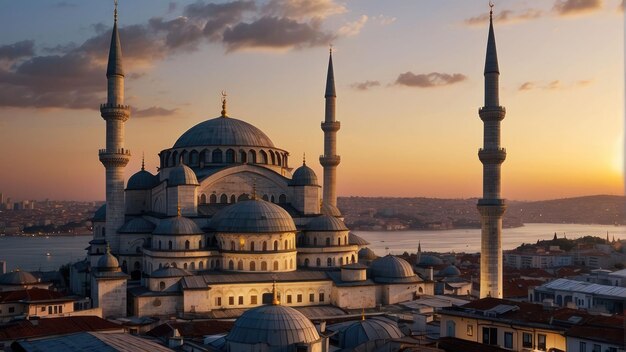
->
[338,15,368,37]
[518,79,592,91]
[0,41,35,63]
[223,16,335,51]
[394,72,467,88]
[262,0,346,19]
[351,80,380,91]
[465,8,543,26]
[519,82,536,91]
[371,14,396,26]
[553,0,602,16]
[132,106,178,117]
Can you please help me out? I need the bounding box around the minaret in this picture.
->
[478,3,507,299]
[99,0,130,252]
[320,47,341,208]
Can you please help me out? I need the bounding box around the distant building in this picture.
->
[530,278,626,314]
[504,250,573,269]
[0,288,75,322]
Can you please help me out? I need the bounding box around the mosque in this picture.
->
[70,2,437,320]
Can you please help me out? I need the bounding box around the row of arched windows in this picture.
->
[302,255,356,267]
[157,239,202,250]
[161,148,289,168]
[299,235,349,247]
[227,258,294,271]
[153,259,221,272]
[224,239,294,251]
[199,193,287,205]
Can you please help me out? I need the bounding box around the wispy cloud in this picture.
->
[351,80,380,91]
[261,0,347,20]
[338,15,368,37]
[132,106,179,118]
[371,14,396,26]
[394,72,467,88]
[553,0,603,16]
[518,79,593,91]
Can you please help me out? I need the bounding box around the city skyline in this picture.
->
[0,0,623,201]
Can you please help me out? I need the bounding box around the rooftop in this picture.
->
[0,316,123,341]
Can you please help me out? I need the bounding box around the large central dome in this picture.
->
[173,116,275,149]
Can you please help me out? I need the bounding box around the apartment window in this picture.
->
[8,307,14,314]
[504,332,513,349]
[523,333,533,349]
[592,344,601,352]
[287,295,292,304]
[250,295,257,305]
[238,296,244,305]
[309,293,315,302]
[216,297,222,306]
[319,293,325,302]
[228,296,234,305]
[48,306,52,314]
[482,327,497,345]
[537,334,546,351]
[59,306,62,314]
[297,294,302,303]
[54,306,58,314]
[41,306,45,312]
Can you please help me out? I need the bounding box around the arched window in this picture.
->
[220,194,228,203]
[210,194,217,203]
[210,260,214,268]
[259,150,268,164]
[284,239,288,249]
[200,149,209,164]
[327,258,332,267]
[339,257,343,265]
[239,150,247,163]
[172,262,177,268]
[250,241,255,251]
[230,241,235,251]
[284,259,287,269]
[228,260,234,270]
[273,261,279,270]
[261,261,268,271]
[248,150,257,163]
[212,149,223,163]
[289,258,293,269]
[237,260,243,270]
[304,258,310,267]
[168,241,173,250]
[325,238,330,246]
[263,241,267,251]
[199,240,202,248]
[271,195,275,203]
[159,281,166,291]
[313,237,317,246]
[180,150,188,164]
[199,261,204,269]
[159,240,162,249]
[276,153,282,166]
[351,254,355,263]
[262,194,269,201]
[250,261,256,271]
[274,240,279,251]
[316,258,321,267]
[171,151,178,165]
[269,150,276,165]
[183,263,188,269]
[189,150,199,166]
[279,194,287,204]
[238,194,249,202]
[230,194,236,203]
[185,240,190,250]
[338,237,341,245]
[190,262,195,270]
[345,236,348,244]
[200,194,207,204]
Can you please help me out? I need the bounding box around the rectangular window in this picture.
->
[592,344,601,352]
[216,297,222,306]
[579,342,587,352]
[537,334,546,351]
[309,293,315,302]
[319,293,325,302]
[238,296,244,305]
[54,306,58,314]
[297,294,302,303]
[523,333,533,348]
[228,296,234,305]
[287,295,292,304]
[482,327,497,345]
[250,295,257,305]
[504,332,513,349]
[466,325,473,337]
[41,306,45,312]
[59,305,62,314]
[8,307,14,314]
[48,306,52,314]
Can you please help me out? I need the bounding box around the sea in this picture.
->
[0,223,624,272]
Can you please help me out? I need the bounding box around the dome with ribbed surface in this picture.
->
[0,271,39,285]
[226,304,320,346]
[290,163,318,186]
[173,116,275,149]
[97,250,120,271]
[437,265,461,277]
[418,254,443,266]
[349,232,370,246]
[341,317,404,349]
[370,255,419,284]
[119,217,156,233]
[151,265,193,278]
[307,214,347,231]
[358,247,378,260]
[321,202,342,217]
[168,163,198,186]
[210,199,296,233]
[153,216,203,235]
[127,169,158,190]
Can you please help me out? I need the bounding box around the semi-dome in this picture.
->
[307,214,348,231]
[151,265,192,278]
[289,163,318,186]
[341,317,404,349]
[437,265,461,277]
[127,169,158,190]
[210,199,296,233]
[418,254,444,266]
[321,202,342,217]
[168,163,199,186]
[226,304,320,346]
[349,232,370,246]
[119,217,156,234]
[97,249,120,271]
[173,116,275,149]
[153,216,203,236]
[358,247,378,260]
[0,270,39,285]
[370,255,419,284]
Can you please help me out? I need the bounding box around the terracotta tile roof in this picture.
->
[0,288,73,304]
[0,316,122,341]
[147,320,234,339]
[566,315,625,345]
[437,337,510,352]
[504,278,544,298]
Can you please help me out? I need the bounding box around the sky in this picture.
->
[0,0,623,202]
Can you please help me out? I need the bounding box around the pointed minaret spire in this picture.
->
[141,152,145,171]
[320,46,341,209]
[107,0,124,79]
[484,1,500,107]
[325,45,336,98]
[303,153,306,166]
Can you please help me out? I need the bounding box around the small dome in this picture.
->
[307,214,348,231]
[370,255,419,284]
[168,163,198,186]
[321,202,342,217]
[119,217,156,233]
[341,317,404,349]
[418,254,444,266]
[358,247,378,260]
[151,265,193,278]
[437,265,461,277]
[227,304,320,346]
[92,204,106,222]
[349,232,370,246]
[127,169,158,190]
[153,216,203,236]
[210,199,296,233]
[174,116,276,149]
[0,270,39,285]
[289,163,318,186]
[97,249,120,271]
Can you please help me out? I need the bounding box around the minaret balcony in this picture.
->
[100,103,130,121]
[479,106,506,121]
[478,148,506,163]
[99,148,131,167]
[321,121,341,132]
[319,155,341,166]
